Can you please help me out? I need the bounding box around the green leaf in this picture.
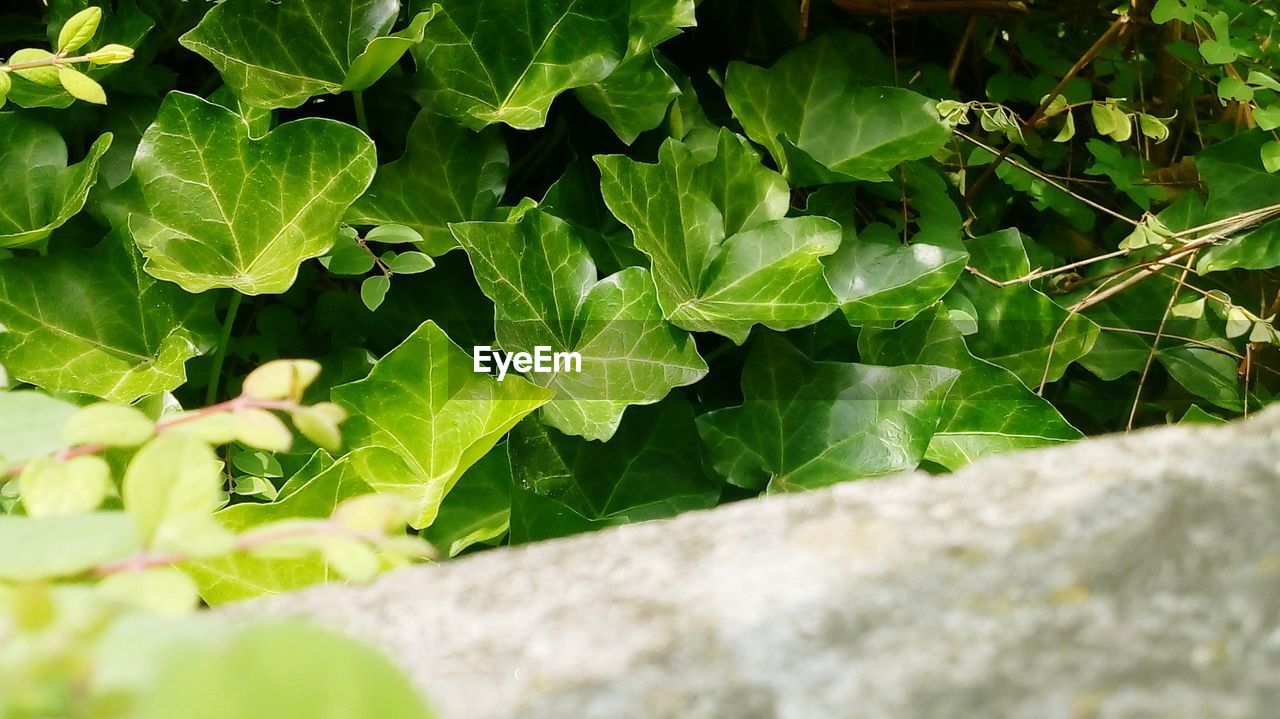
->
[1159,346,1244,411]
[575,51,680,144]
[696,334,958,492]
[541,161,645,275]
[410,0,629,130]
[508,398,719,542]
[123,434,224,545]
[186,453,372,604]
[332,321,552,528]
[452,208,707,440]
[180,0,424,109]
[0,113,111,248]
[343,7,438,92]
[598,131,841,343]
[57,66,106,104]
[1194,132,1280,272]
[0,392,78,469]
[361,275,391,311]
[956,230,1100,386]
[423,445,512,557]
[385,251,435,275]
[860,306,1082,469]
[18,455,111,517]
[346,111,507,255]
[724,33,949,184]
[812,167,968,326]
[0,234,217,402]
[1262,141,1280,173]
[0,512,139,581]
[64,403,156,447]
[133,623,434,719]
[128,92,376,294]
[56,7,103,54]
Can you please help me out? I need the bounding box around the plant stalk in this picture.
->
[206,292,244,405]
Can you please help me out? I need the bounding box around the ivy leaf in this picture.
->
[185,452,372,604]
[575,51,681,144]
[542,161,647,275]
[724,32,949,184]
[410,0,629,130]
[598,131,842,343]
[332,321,553,528]
[956,230,1100,386]
[343,7,438,92]
[1195,132,1280,272]
[509,398,719,543]
[422,445,512,557]
[346,111,508,255]
[0,113,111,248]
[452,208,707,441]
[574,0,695,143]
[0,512,140,581]
[696,334,958,492]
[860,306,1082,470]
[812,167,968,327]
[0,234,216,402]
[181,0,433,109]
[128,92,376,294]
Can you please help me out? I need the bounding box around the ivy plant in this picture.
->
[3,0,1280,714]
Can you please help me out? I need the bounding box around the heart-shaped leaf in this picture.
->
[453,207,707,441]
[128,92,377,294]
[598,131,841,343]
[333,321,552,528]
[724,32,949,184]
[181,0,434,109]
[696,334,958,491]
[0,233,216,402]
[508,398,719,543]
[860,306,1082,470]
[410,0,629,130]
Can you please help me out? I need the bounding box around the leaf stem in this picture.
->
[353,91,370,133]
[206,292,244,405]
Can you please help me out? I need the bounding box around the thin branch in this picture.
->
[956,131,1141,226]
[1127,253,1196,430]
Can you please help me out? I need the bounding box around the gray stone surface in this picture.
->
[231,410,1280,719]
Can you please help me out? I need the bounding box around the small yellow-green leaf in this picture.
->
[123,435,223,543]
[289,406,342,451]
[233,408,293,453]
[166,411,237,444]
[1262,140,1280,174]
[1138,113,1170,143]
[18,455,110,517]
[57,7,103,53]
[1053,111,1076,143]
[1226,306,1253,338]
[334,494,412,533]
[58,66,107,105]
[0,71,10,108]
[96,566,199,616]
[322,539,381,581]
[64,403,156,447]
[9,49,61,86]
[86,43,135,65]
[242,359,321,401]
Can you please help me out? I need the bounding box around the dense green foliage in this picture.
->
[2,0,1278,714]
